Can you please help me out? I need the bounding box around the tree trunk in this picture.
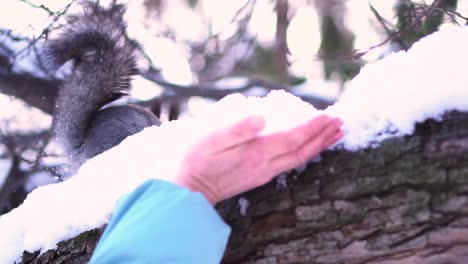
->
[21,111,468,263]
[274,0,289,83]
[20,227,105,264]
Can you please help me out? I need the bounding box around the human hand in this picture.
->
[174,115,344,205]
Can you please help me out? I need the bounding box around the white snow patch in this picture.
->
[24,171,58,193]
[238,197,250,216]
[327,25,468,150]
[1,26,468,263]
[275,173,288,189]
[185,96,216,117]
[201,91,320,136]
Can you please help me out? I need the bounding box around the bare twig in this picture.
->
[414,2,468,25]
[353,0,442,58]
[0,28,31,42]
[13,0,75,57]
[17,0,54,16]
[141,66,287,99]
[369,3,405,49]
[0,71,60,114]
[210,0,257,39]
[0,129,51,165]
[0,155,24,215]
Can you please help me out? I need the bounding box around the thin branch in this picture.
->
[0,71,60,115]
[209,0,257,39]
[141,67,288,99]
[13,0,75,57]
[17,0,54,16]
[0,129,51,165]
[369,3,406,49]
[0,28,31,42]
[140,67,333,108]
[411,1,468,22]
[0,155,25,215]
[353,0,442,58]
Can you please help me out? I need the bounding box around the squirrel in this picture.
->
[47,2,160,170]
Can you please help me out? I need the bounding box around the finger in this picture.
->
[295,120,343,159]
[324,129,345,148]
[269,119,343,175]
[199,115,266,154]
[258,115,334,159]
[271,121,342,173]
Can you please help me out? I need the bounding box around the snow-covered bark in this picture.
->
[20,110,468,264]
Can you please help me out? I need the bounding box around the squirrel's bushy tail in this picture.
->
[49,2,140,158]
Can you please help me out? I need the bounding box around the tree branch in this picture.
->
[17,0,54,16]
[13,0,75,58]
[0,71,59,115]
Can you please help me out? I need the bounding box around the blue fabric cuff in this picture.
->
[90,179,231,264]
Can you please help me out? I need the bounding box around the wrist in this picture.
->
[174,174,219,205]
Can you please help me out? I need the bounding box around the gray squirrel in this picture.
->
[47,2,160,170]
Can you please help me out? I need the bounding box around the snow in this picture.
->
[275,174,288,189]
[1,25,468,263]
[24,171,58,193]
[238,197,250,216]
[185,96,216,116]
[327,25,468,150]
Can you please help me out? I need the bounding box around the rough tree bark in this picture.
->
[19,111,468,264]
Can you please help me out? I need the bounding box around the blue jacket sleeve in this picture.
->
[90,179,231,264]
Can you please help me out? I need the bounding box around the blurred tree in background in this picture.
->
[394,0,459,50]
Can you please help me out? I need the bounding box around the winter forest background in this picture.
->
[0,0,465,214]
[0,1,468,263]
